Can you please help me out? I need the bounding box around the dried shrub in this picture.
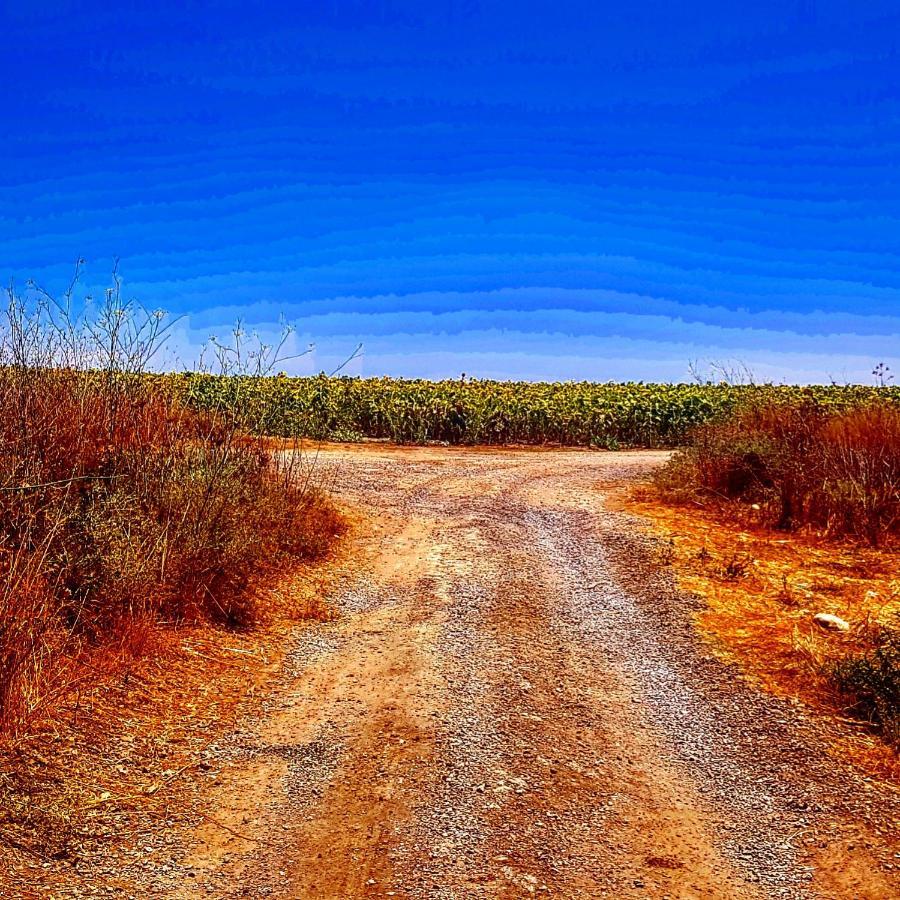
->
[0,273,342,735]
[657,399,900,545]
[817,406,900,544]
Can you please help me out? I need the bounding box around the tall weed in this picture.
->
[0,274,341,735]
[657,400,900,544]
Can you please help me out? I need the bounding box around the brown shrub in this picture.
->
[0,278,342,735]
[817,406,900,544]
[656,399,900,545]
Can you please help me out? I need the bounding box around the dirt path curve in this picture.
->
[162,446,898,899]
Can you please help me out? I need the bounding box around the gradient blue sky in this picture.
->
[2,1,899,381]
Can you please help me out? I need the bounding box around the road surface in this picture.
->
[141,446,900,898]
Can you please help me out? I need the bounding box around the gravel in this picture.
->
[23,447,899,899]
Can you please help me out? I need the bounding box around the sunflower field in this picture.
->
[171,374,900,448]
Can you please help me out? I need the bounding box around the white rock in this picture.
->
[813,612,850,632]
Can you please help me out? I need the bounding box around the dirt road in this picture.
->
[137,446,898,898]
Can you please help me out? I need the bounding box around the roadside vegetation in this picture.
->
[653,396,900,748]
[0,276,342,738]
[176,373,900,448]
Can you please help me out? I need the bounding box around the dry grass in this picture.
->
[0,275,344,738]
[0,508,352,882]
[650,399,900,754]
[0,369,344,735]
[657,400,900,543]
[624,483,900,773]
[0,270,349,880]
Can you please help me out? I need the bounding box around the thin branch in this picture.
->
[0,474,125,493]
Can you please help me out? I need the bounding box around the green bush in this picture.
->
[831,634,900,744]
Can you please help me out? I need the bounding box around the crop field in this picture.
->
[175,374,900,447]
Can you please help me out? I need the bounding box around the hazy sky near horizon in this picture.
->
[3,1,900,382]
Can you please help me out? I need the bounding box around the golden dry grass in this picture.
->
[0,516,352,878]
[620,484,900,777]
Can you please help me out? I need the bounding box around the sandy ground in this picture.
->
[27,445,900,899]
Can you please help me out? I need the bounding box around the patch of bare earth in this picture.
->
[0,554,344,900]
[5,446,900,898]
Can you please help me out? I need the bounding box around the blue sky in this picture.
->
[2,1,899,382]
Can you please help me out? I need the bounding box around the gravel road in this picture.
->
[123,446,900,898]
